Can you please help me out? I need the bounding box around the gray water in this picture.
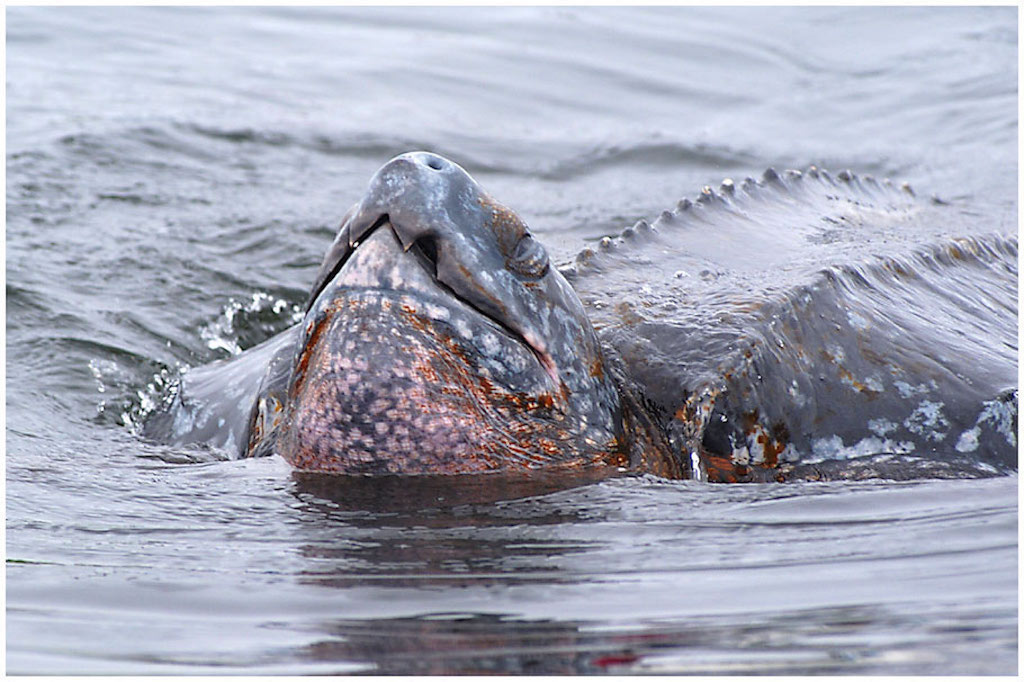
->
[6,6,1018,674]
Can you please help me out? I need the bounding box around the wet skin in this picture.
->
[144,153,1015,482]
[261,152,634,475]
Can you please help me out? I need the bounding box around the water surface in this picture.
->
[6,6,1018,674]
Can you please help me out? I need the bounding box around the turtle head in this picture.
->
[270,152,626,474]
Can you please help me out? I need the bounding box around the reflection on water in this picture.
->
[292,469,619,515]
[6,5,1017,675]
[5,447,1017,674]
[275,472,1017,675]
[291,472,611,590]
[293,603,1017,675]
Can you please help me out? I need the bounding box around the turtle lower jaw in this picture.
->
[280,289,569,475]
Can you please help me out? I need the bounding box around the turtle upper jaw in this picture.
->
[305,220,557,392]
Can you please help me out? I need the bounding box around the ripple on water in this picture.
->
[5,5,1018,675]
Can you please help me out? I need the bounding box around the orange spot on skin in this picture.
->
[602,445,629,468]
[837,366,880,395]
[704,455,740,483]
[538,438,560,456]
[478,194,528,254]
[289,311,335,400]
[615,301,644,325]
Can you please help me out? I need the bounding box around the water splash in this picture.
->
[199,291,303,356]
[119,364,185,434]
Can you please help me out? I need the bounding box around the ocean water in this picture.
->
[5,6,1017,674]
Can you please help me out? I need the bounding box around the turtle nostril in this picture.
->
[424,156,444,171]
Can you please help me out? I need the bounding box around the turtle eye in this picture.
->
[507,233,549,279]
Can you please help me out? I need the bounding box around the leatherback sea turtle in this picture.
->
[143,152,1017,482]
